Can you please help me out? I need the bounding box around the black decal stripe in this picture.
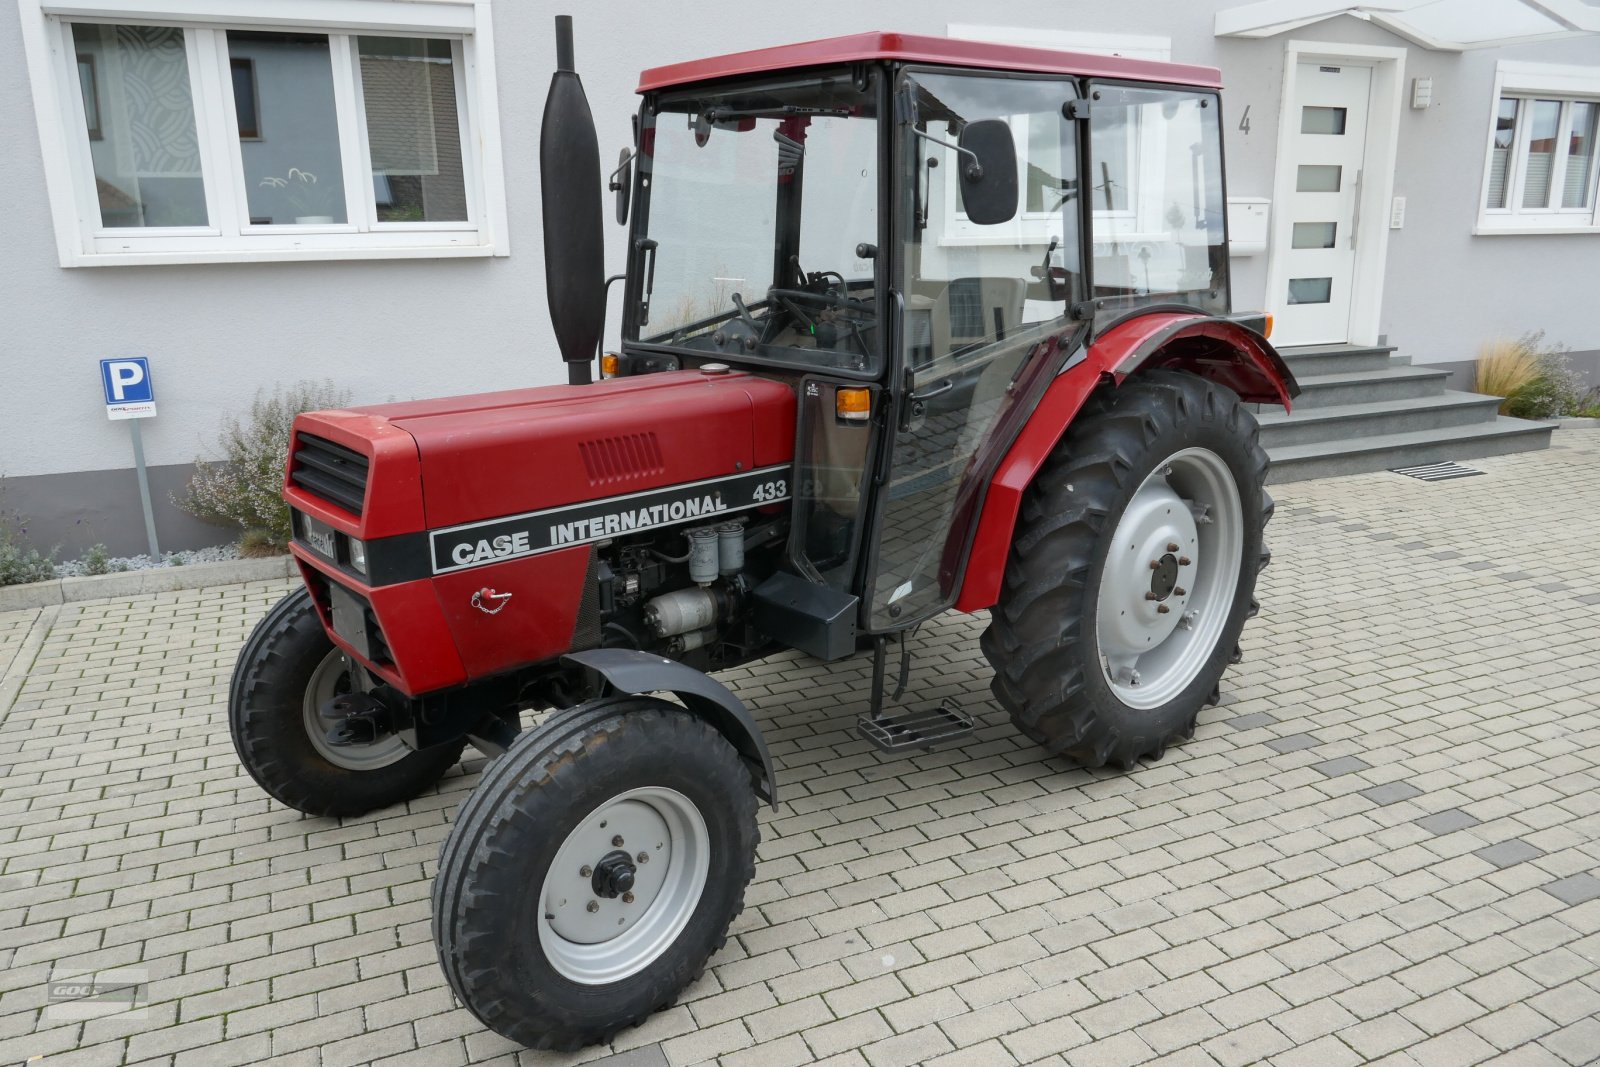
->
[429,466,790,574]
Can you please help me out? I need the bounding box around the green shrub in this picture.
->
[0,487,58,587]
[1500,330,1599,420]
[179,380,351,552]
[0,540,58,586]
[83,543,111,576]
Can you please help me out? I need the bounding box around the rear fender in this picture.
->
[563,648,778,809]
[953,312,1296,614]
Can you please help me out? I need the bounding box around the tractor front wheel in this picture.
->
[981,370,1271,768]
[433,697,758,1051]
[229,587,465,817]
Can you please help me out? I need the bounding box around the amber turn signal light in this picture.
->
[600,352,619,378]
[1263,314,1274,339]
[836,388,871,422]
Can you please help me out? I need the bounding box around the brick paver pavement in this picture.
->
[2,431,1598,1067]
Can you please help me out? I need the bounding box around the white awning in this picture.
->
[1215,0,1600,51]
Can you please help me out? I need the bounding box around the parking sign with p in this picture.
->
[100,357,156,420]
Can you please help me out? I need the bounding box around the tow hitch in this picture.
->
[318,691,393,747]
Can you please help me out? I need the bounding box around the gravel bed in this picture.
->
[55,543,241,578]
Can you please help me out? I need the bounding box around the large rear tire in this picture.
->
[229,587,465,817]
[433,697,758,1051]
[980,370,1271,768]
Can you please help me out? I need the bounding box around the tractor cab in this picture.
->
[610,34,1234,632]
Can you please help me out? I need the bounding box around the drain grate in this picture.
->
[1389,461,1485,482]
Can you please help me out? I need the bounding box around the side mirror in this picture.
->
[957,119,1018,226]
[609,147,633,225]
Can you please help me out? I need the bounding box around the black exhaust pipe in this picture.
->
[541,15,604,386]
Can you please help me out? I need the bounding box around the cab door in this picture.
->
[861,70,1085,631]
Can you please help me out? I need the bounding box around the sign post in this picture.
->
[99,358,161,559]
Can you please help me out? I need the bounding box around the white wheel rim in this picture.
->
[538,786,710,985]
[1094,447,1244,711]
[300,649,410,771]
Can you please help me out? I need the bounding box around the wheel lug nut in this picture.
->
[580,866,592,878]
[1149,560,1161,570]
[1178,556,1191,566]
[1144,592,1157,601]
[1174,587,1186,597]
[586,900,599,913]
[612,835,625,847]
[637,852,649,864]
[622,892,635,904]
[1157,604,1171,614]
[1166,542,1179,552]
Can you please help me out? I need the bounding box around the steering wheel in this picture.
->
[766,287,874,323]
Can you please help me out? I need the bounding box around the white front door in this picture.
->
[1275,63,1372,346]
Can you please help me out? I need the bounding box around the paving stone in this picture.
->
[1266,733,1321,754]
[1308,756,1370,777]
[1358,782,1422,806]
[1540,874,1600,907]
[1415,809,1482,835]
[1473,839,1547,870]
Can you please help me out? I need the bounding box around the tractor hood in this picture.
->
[355,369,796,530]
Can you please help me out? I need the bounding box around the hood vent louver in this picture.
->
[579,432,665,486]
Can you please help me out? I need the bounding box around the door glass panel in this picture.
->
[1521,99,1561,209]
[359,37,468,222]
[1562,101,1597,209]
[1291,222,1337,248]
[69,23,208,228]
[868,72,1083,628]
[1288,277,1333,304]
[229,31,348,225]
[793,381,874,589]
[1296,164,1342,192]
[1487,97,1518,208]
[1301,106,1347,135]
[1089,86,1228,311]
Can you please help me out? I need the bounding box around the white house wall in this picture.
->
[3,1,1597,554]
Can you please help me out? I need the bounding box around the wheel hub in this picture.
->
[1149,553,1180,601]
[591,851,637,899]
[1098,485,1198,658]
[538,786,709,984]
[1093,448,1245,711]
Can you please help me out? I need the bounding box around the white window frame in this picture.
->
[18,0,510,266]
[1476,60,1600,236]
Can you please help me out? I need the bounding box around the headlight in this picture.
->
[346,536,368,575]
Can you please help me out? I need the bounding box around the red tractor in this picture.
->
[230,19,1295,1051]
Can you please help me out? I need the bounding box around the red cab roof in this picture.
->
[637,31,1221,94]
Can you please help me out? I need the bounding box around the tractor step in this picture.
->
[857,700,974,754]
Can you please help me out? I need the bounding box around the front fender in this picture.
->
[563,648,778,809]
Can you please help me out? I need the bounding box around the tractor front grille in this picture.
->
[290,434,368,516]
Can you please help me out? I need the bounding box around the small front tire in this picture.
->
[229,587,465,817]
[433,697,758,1051]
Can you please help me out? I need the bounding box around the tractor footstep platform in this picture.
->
[857,700,974,753]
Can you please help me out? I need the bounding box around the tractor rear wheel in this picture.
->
[433,697,758,1051]
[980,370,1270,768]
[229,587,465,817]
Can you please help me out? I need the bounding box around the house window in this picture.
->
[1478,62,1600,234]
[20,0,508,265]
